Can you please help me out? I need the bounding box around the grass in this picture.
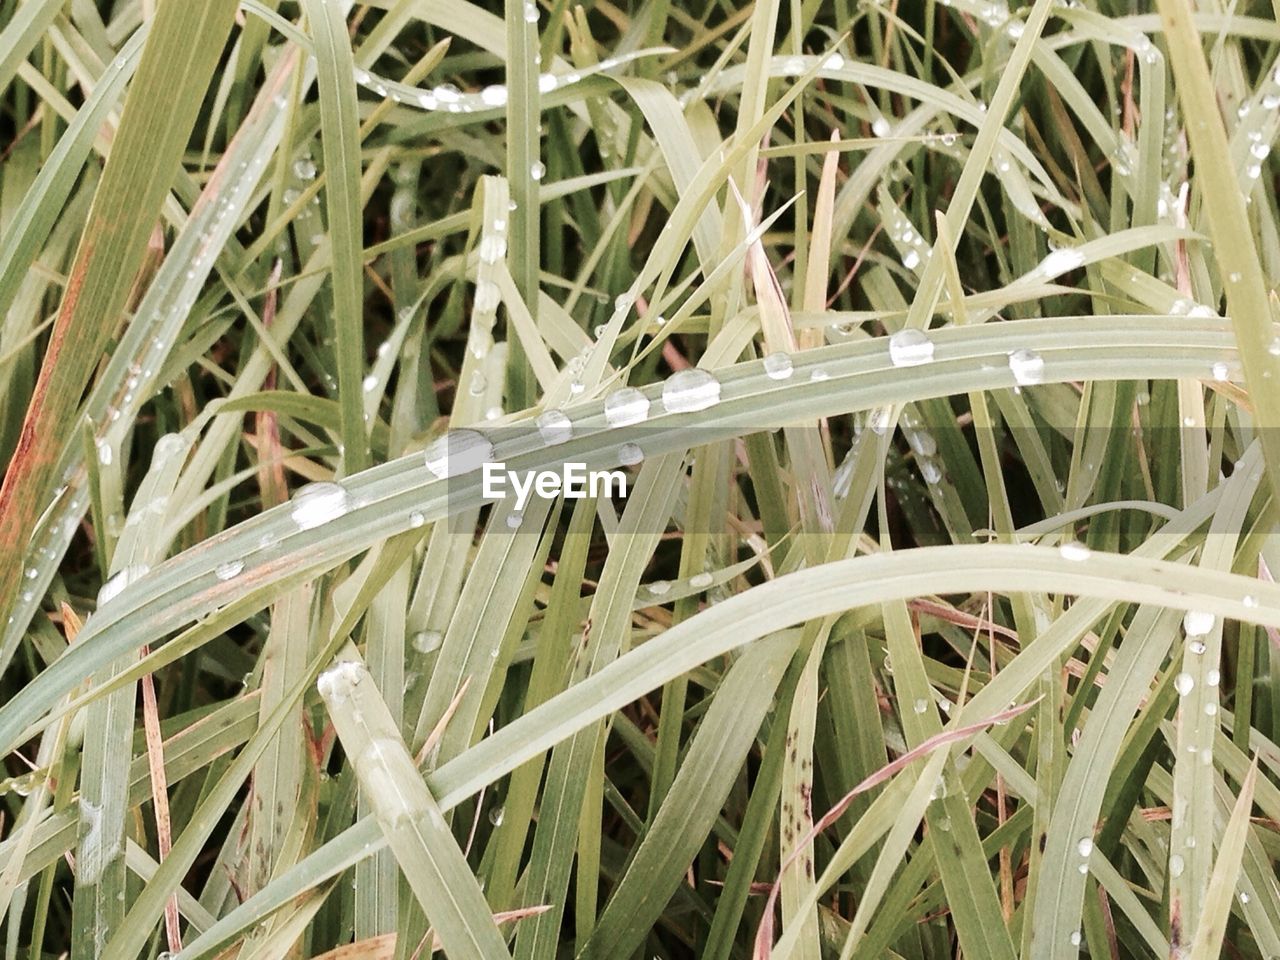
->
[3,0,1280,958]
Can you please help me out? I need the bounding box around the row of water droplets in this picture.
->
[351,47,656,116]
[1232,59,1280,191]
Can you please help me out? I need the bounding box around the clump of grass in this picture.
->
[2,0,1280,958]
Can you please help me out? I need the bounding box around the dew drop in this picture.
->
[913,698,929,714]
[690,571,714,589]
[536,409,573,445]
[523,0,538,21]
[1069,931,1082,947]
[97,564,150,607]
[1169,854,1185,877]
[489,805,505,826]
[1183,609,1215,636]
[478,234,507,264]
[474,280,501,313]
[1059,540,1091,562]
[920,459,943,485]
[1008,349,1046,385]
[1038,247,1086,277]
[648,579,671,596]
[409,511,426,528]
[480,84,508,107]
[604,387,651,427]
[1206,668,1220,687]
[95,439,113,466]
[763,352,794,380]
[872,116,892,137]
[530,161,546,181]
[215,559,245,581]
[1212,361,1230,381]
[1174,672,1195,696]
[888,328,936,367]
[317,659,365,703]
[290,482,352,531]
[293,158,316,180]
[412,630,443,654]
[423,429,495,478]
[618,442,645,466]
[1188,639,1207,655]
[661,368,722,413]
[1076,837,1093,857]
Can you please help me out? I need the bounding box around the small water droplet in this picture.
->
[530,161,546,181]
[536,409,573,445]
[763,352,794,380]
[618,442,645,466]
[317,660,366,703]
[1206,668,1220,687]
[1188,639,1207,655]
[97,564,150,607]
[423,429,495,478]
[604,388,651,427]
[523,0,539,21]
[912,698,929,714]
[1038,248,1086,277]
[480,84,508,107]
[412,630,443,654]
[1059,541,1091,562]
[290,482,352,531]
[888,329,936,367]
[1169,853,1185,877]
[690,571,714,589]
[1008,349,1045,385]
[293,158,316,180]
[648,580,671,596]
[1174,672,1194,696]
[1212,361,1230,381]
[872,116,892,137]
[661,368,722,413]
[409,511,426,528]
[215,560,245,581]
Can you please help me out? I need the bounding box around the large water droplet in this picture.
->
[661,368,722,413]
[290,482,352,531]
[604,387,651,427]
[888,329,936,367]
[97,564,150,608]
[530,161,546,181]
[689,571,714,589]
[1183,609,1215,636]
[423,429,495,478]
[536,409,573,445]
[480,84,508,107]
[1077,836,1093,857]
[763,352,794,380]
[1008,349,1045,385]
[1169,854,1185,878]
[1174,672,1195,696]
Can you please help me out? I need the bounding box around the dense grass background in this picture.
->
[4,0,1280,957]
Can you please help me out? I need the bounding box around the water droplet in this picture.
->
[872,117,892,137]
[1204,702,1218,716]
[317,660,366,704]
[1008,349,1046,385]
[489,805,505,826]
[823,52,845,70]
[475,280,501,313]
[902,249,921,270]
[1184,610,1215,636]
[480,84,508,107]
[1240,891,1251,905]
[618,442,645,466]
[604,387,651,427]
[648,580,671,596]
[763,352,794,380]
[523,0,539,21]
[536,409,573,445]
[530,161,546,181]
[215,560,245,581]
[409,511,426,528]
[412,630,443,654]
[293,158,316,180]
[95,439,113,466]
[478,234,507,263]
[661,368,722,413]
[888,328,936,367]
[810,368,830,382]
[1169,854,1185,877]
[290,482,352,530]
[433,83,462,104]
[1069,931,1082,947]
[97,565,150,607]
[1207,668,1220,687]
[1174,672,1195,696]
[1077,837,1093,857]
[1212,361,1230,381]
[913,698,929,714]
[423,429,495,478]
[690,571,714,589]
[362,374,378,392]
[1038,248,1086,277]
[1059,541,1091,562]
[1188,639,1207,655]
[920,459,943,485]
[1244,594,1258,608]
